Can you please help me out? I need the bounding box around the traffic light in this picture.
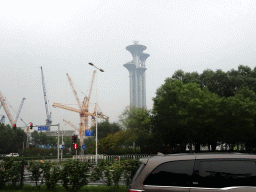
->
[74,135,77,143]
[29,122,33,130]
[74,143,77,150]
[72,135,75,144]
[13,124,16,130]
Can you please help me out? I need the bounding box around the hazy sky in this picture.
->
[1,0,256,133]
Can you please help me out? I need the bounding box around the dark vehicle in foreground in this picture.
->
[129,153,256,192]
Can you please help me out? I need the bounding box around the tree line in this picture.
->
[85,65,256,154]
[2,65,256,154]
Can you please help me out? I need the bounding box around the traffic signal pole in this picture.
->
[19,123,61,161]
[57,123,60,161]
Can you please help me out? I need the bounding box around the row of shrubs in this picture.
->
[0,157,142,191]
[18,147,71,157]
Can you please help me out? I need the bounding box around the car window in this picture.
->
[143,160,195,187]
[196,160,256,188]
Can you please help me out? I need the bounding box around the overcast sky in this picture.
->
[1,0,256,133]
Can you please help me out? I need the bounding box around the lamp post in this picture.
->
[88,62,104,165]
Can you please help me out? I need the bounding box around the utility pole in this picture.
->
[88,62,104,165]
[57,123,60,161]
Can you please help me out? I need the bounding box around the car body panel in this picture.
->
[190,186,256,192]
[129,153,256,192]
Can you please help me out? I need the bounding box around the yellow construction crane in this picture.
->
[52,72,98,146]
[91,103,109,127]
[63,119,79,131]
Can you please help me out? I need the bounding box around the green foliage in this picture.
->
[0,124,26,154]
[27,161,42,188]
[18,147,61,157]
[122,159,141,187]
[59,159,91,192]
[98,131,125,154]
[0,159,139,191]
[31,131,57,146]
[152,79,223,151]
[90,160,111,182]
[171,65,256,98]
[119,106,152,153]
[83,136,95,154]
[90,159,141,188]
[43,161,60,190]
[90,121,121,140]
[0,158,27,188]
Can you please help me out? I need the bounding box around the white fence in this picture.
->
[73,154,151,162]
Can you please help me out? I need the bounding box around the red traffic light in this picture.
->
[74,143,77,150]
[73,135,77,143]
[29,122,33,129]
[13,124,17,130]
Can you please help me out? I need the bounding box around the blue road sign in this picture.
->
[82,145,86,150]
[38,126,48,131]
[85,130,94,136]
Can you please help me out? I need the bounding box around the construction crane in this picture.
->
[0,92,26,126]
[63,119,79,131]
[53,72,109,146]
[0,91,15,125]
[20,118,30,148]
[91,103,109,128]
[15,98,26,124]
[40,66,52,130]
[84,70,97,109]
[52,73,97,147]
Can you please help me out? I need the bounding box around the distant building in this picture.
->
[124,41,150,108]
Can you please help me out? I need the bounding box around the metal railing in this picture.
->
[73,154,151,163]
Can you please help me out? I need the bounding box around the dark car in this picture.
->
[129,153,256,192]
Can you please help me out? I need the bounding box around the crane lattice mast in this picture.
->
[15,97,26,124]
[40,66,52,130]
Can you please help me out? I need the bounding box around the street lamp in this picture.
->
[88,63,104,165]
[89,63,104,72]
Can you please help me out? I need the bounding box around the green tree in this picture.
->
[63,136,72,148]
[48,137,57,147]
[91,121,121,140]
[0,123,26,153]
[172,65,256,98]
[152,79,222,152]
[219,87,256,152]
[119,106,152,153]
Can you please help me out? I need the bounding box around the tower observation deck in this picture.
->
[123,41,150,108]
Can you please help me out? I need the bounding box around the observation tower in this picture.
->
[124,41,150,108]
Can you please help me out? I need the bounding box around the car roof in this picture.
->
[140,152,256,164]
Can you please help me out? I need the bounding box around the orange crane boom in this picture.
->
[66,73,83,110]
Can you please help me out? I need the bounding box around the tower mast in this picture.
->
[40,66,52,130]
